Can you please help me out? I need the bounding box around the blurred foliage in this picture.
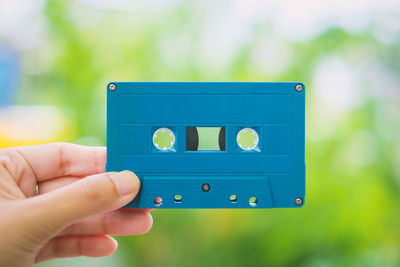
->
[10,0,400,266]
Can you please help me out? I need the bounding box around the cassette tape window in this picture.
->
[186,127,226,151]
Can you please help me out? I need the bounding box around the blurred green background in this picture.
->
[1,0,400,266]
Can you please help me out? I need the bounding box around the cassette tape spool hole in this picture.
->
[153,128,175,151]
[237,128,259,151]
[230,195,238,203]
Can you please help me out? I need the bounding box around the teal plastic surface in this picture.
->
[106,82,305,209]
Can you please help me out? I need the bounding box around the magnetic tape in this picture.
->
[107,82,305,209]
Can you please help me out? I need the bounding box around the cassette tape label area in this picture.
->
[107,82,305,209]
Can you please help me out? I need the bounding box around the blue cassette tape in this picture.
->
[106,82,305,209]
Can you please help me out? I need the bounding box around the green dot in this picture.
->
[174,195,182,202]
[237,128,259,151]
[249,197,258,207]
[153,128,175,150]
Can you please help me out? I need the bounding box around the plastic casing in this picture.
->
[106,82,305,209]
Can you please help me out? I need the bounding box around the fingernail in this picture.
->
[109,171,140,196]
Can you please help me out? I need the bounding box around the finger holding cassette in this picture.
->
[0,142,153,266]
[38,177,153,237]
[36,173,154,236]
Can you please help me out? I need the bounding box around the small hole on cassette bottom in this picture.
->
[154,197,163,207]
[249,197,257,207]
[174,195,182,203]
[230,195,238,203]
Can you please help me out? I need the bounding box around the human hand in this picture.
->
[0,143,152,267]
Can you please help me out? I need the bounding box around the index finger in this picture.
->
[13,142,106,181]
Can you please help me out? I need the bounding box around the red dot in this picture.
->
[154,197,163,206]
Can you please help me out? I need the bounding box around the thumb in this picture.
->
[24,170,140,234]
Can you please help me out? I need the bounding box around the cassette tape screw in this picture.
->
[108,83,116,91]
[295,84,303,92]
[202,183,210,192]
[295,197,303,206]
